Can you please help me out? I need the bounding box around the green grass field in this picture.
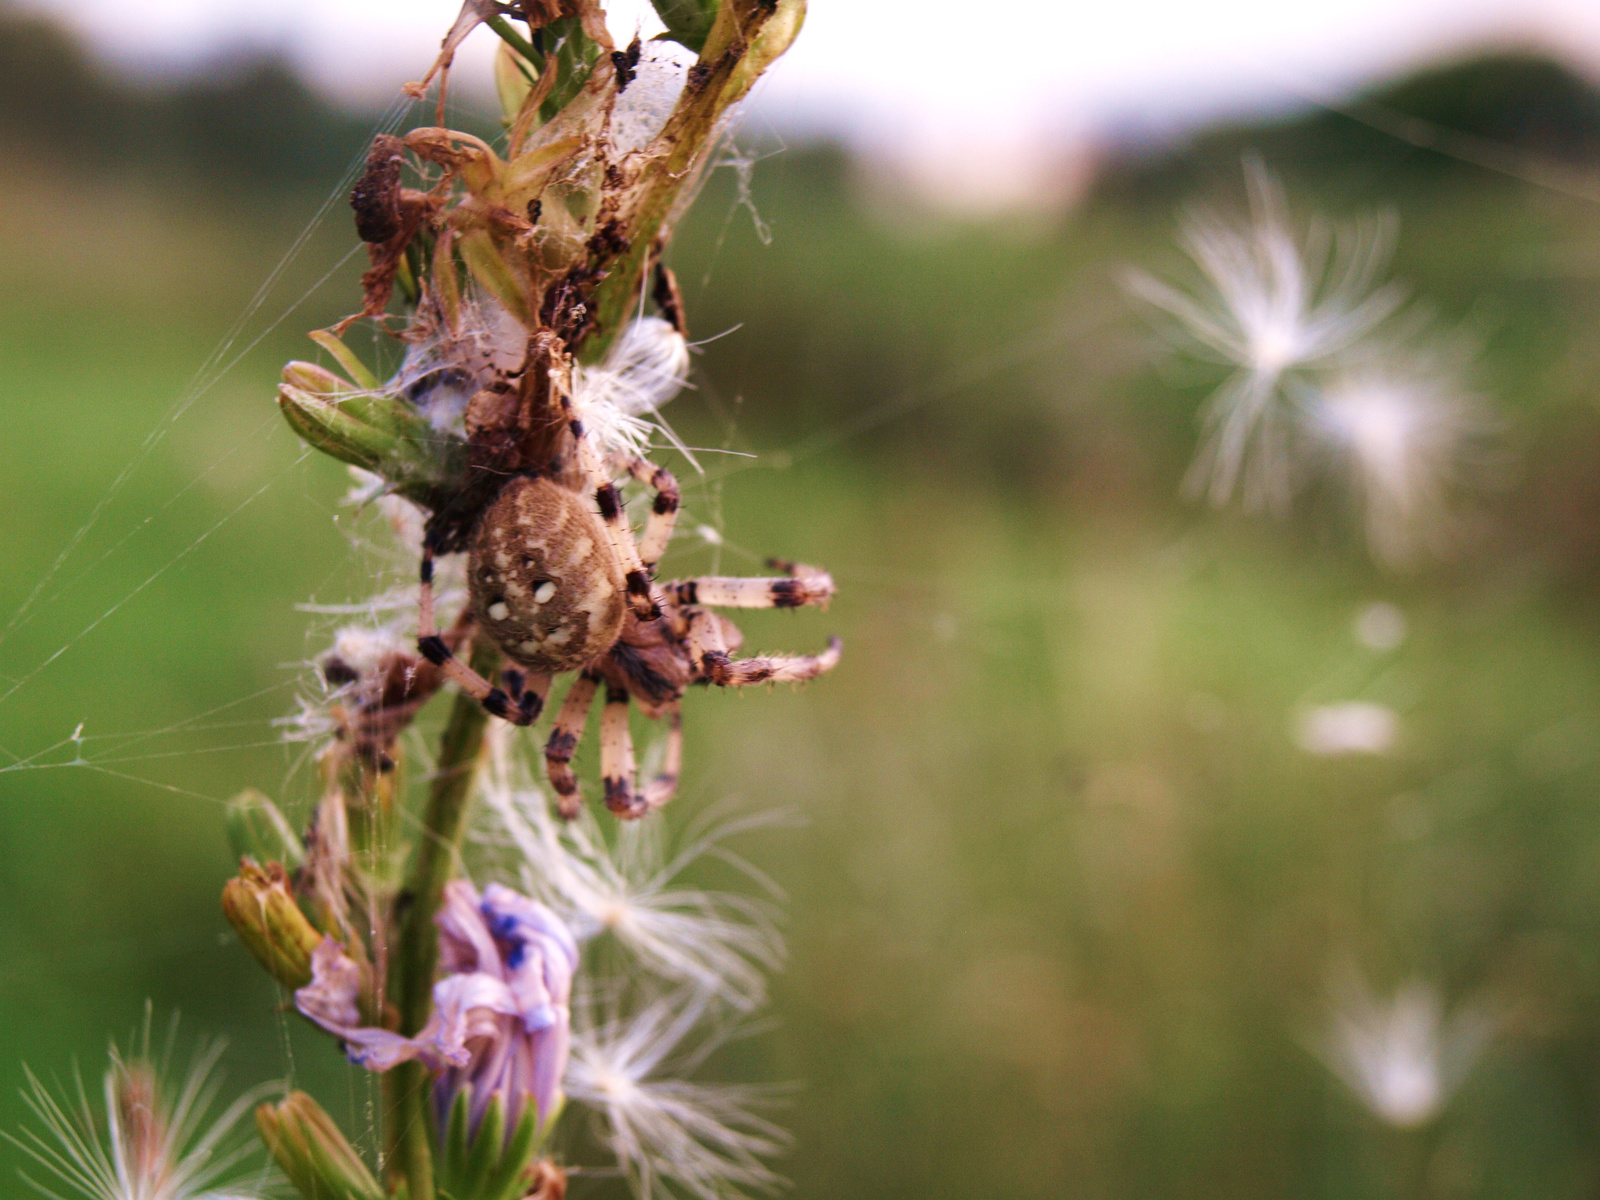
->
[7,86,1600,1198]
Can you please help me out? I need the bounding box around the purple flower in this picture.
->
[295,880,578,1134]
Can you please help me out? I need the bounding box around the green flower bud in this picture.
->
[256,1091,386,1200]
[221,859,323,990]
[282,360,349,396]
[277,372,467,507]
[226,788,305,873]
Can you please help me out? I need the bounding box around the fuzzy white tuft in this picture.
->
[1127,159,1405,515]
[478,727,787,1012]
[276,620,412,748]
[1301,340,1499,568]
[7,1033,273,1200]
[1310,973,1497,1128]
[1295,702,1399,756]
[566,993,789,1200]
[572,317,692,460]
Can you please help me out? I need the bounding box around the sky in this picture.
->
[22,0,1600,207]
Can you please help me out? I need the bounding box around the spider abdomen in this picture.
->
[468,476,626,672]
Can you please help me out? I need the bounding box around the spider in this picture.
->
[412,329,840,819]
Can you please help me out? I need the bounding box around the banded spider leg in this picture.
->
[684,609,844,686]
[673,558,842,685]
[559,397,680,620]
[416,534,550,725]
[544,673,682,819]
[539,560,840,819]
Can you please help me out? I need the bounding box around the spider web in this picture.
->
[0,100,1078,1191]
[33,28,1570,1189]
[2,9,1591,857]
[5,30,1588,1194]
[0,114,1080,796]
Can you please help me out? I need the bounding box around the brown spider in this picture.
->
[413,330,840,819]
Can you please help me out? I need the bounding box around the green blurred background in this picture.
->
[7,9,1600,1196]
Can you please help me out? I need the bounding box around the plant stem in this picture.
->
[385,639,499,1200]
[485,13,540,65]
[582,0,785,359]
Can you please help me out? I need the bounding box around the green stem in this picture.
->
[385,639,500,1200]
[485,14,540,66]
[583,0,784,359]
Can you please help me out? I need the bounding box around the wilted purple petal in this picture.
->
[295,938,430,1071]
[526,1007,570,1128]
[439,878,502,975]
[292,884,576,1136]
[296,938,362,1030]
[423,972,519,1066]
[481,883,578,1029]
[482,883,580,971]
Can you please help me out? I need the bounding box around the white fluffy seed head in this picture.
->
[1126,159,1406,514]
[572,317,692,459]
[565,994,790,1200]
[475,728,786,1013]
[1303,343,1499,568]
[1310,972,1497,1128]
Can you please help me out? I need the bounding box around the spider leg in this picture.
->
[500,666,553,722]
[667,560,835,610]
[685,609,843,687]
[703,639,844,686]
[599,685,648,818]
[616,454,680,572]
[562,399,659,620]
[638,703,683,811]
[544,670,600,819]
[417,539,547,725]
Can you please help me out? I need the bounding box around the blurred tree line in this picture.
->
[0,4,377,189]
[1104,54,1600,206]
[6,0,1598,214]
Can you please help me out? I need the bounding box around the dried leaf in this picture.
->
[408,0,499,99]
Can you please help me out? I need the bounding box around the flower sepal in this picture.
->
[434,1086,563,1200]
[255,1090,386,1200]
[227,788,306,873]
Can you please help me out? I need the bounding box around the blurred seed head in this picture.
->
[1301,340,1501,568]
[566,992,790,1200]
[1354,602,1407,651]
[1310,973,1498,1128]
[7,1022,272,1200]
[1127,158,1405,514]
[1295,702,1399,756]
[1131,160,1506,567]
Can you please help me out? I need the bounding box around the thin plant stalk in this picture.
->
[386,638,501,1200]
